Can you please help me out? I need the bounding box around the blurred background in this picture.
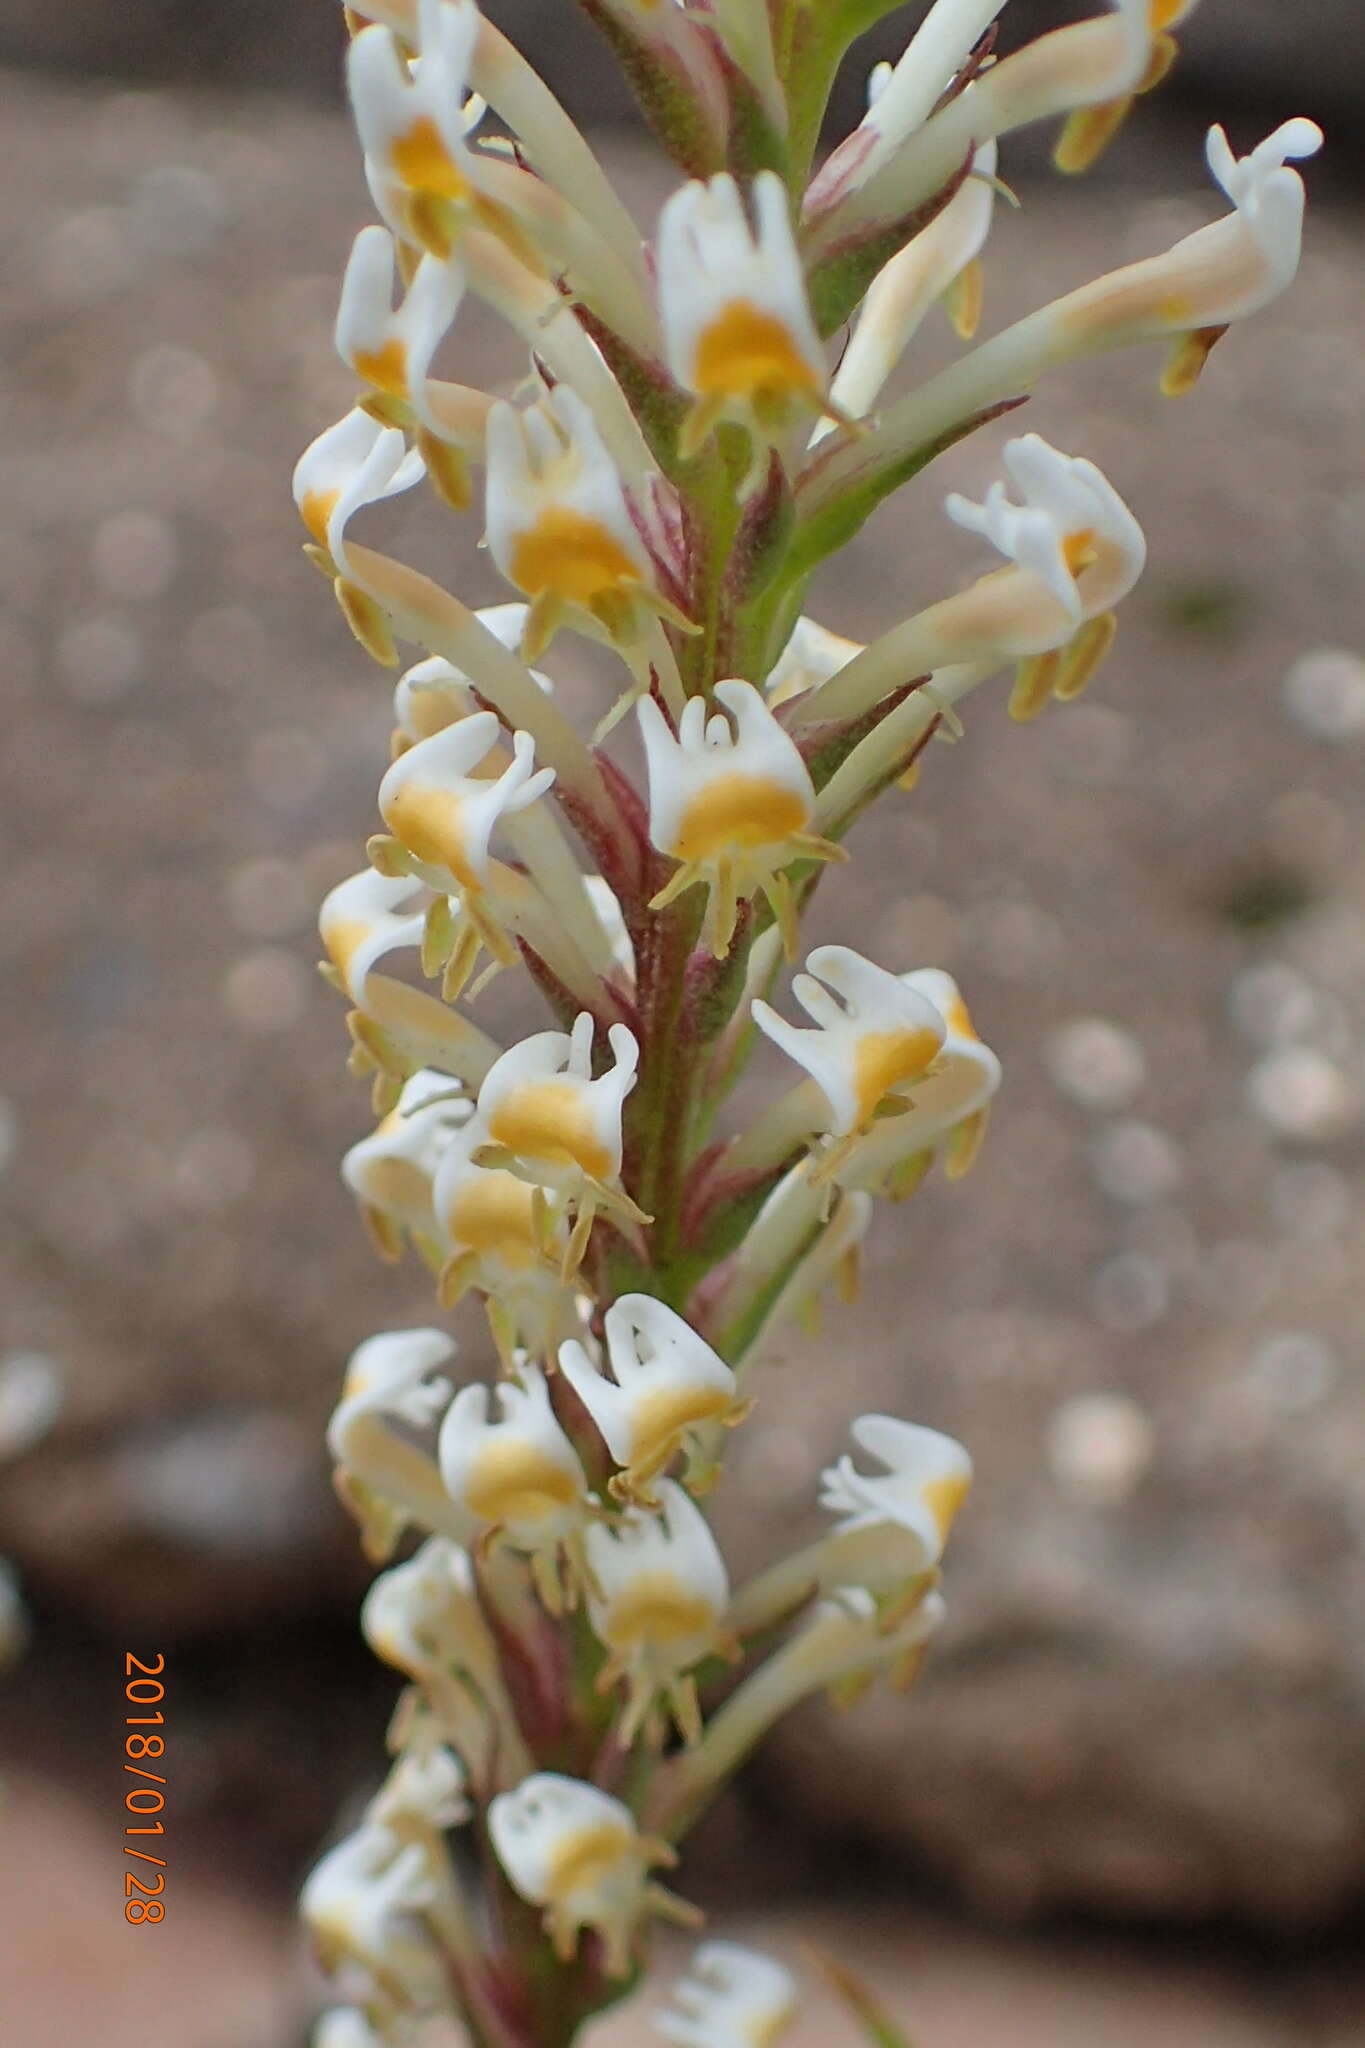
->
[0,1,1363,2042]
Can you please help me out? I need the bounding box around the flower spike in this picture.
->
[638,681,842,961]
[294,0,1322,2027]
[559,1295,748,1502]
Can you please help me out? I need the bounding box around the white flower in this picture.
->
[431,1118,575,1365]
[375,708,560,992]
[293,409,425,576]
[638,680,840,960]
[360,1536,522,1776]
[658,171,827,462]
[361,1538,486,1686]
[1200,116,1324,318]
[320,869,428,1007]
[838,967,1002,1192]
[336,226,464,417]
[946,433,1146,633]
[318,869,501,1108]
[392,606,543,744]
[1053,116,1323,388]
[752,944,948,1145]
[327,1328,464,1561]
[348,0,484,249]
[377,709,555,894]
[488,1773,689,1976]
[585,1479,733,1745]
[485,383,684,661]
[559,1294,746,1501]
[300,1822,444,2009]
[437,1363,592,1609]
[369,1737,471,1837]
[819,1416,973,1596]
[473,1013,645,1268]
[656,1940,799,2048]
[341,1070,473,1258]
[763,614,864,706]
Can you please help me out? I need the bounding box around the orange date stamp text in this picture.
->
[123,1652,166,1923]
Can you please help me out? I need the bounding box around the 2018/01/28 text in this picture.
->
[123,1653,166,1923]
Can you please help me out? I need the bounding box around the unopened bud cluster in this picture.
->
[291,2,1319,2041]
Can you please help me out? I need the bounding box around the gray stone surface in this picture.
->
[1,67,1363,1923]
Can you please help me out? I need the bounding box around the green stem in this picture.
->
[775,2,856,190]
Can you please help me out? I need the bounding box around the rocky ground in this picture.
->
[0,55,1364,2046]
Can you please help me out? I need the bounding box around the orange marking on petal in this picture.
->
[671,773,809,863]
[353,338,409,398]
[464,1440,580,1526]
[446,1171,540,1266]
[509,508,642,607]
[391,115,469,200]
[922,1468,971,1543]
[488,1081,614,1182]
[300,487,339,547]
[851,1026,943,1125]
[382,783,478,889]
[692,301,822,403]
